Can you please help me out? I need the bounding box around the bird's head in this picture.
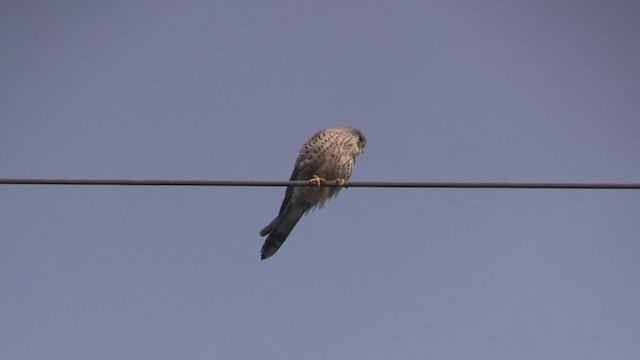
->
[340,126,367,155]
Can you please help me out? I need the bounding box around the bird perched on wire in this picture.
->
[259,126,367,259]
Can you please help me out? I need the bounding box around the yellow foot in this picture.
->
[335,178,346,186]
[309,175,327,187]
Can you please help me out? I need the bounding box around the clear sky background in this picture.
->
[2,1,639,359]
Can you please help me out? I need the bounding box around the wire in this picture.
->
[0,178,638,189]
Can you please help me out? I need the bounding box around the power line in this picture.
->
[0,178,638,190]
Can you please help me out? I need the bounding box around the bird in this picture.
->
[259,126,367,259]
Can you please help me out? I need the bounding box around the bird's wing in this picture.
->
[276,154,316,215]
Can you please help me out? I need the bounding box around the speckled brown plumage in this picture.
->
[259,126,366,259]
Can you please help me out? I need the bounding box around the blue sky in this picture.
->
[2,1,639,359]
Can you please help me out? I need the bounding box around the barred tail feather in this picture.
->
[259,208,304,260]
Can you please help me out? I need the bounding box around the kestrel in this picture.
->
[259,126,367,259]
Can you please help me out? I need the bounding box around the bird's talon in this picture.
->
[309,175,327,187]
[335,178,346,186]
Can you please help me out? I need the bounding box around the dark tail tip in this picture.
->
[260,231,287,260]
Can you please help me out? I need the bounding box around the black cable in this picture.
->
[1,178,638,189]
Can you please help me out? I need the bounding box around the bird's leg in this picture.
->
[309,175,327,187]
[334,178,346,186]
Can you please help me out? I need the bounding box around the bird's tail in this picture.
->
[259,208,303,260]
